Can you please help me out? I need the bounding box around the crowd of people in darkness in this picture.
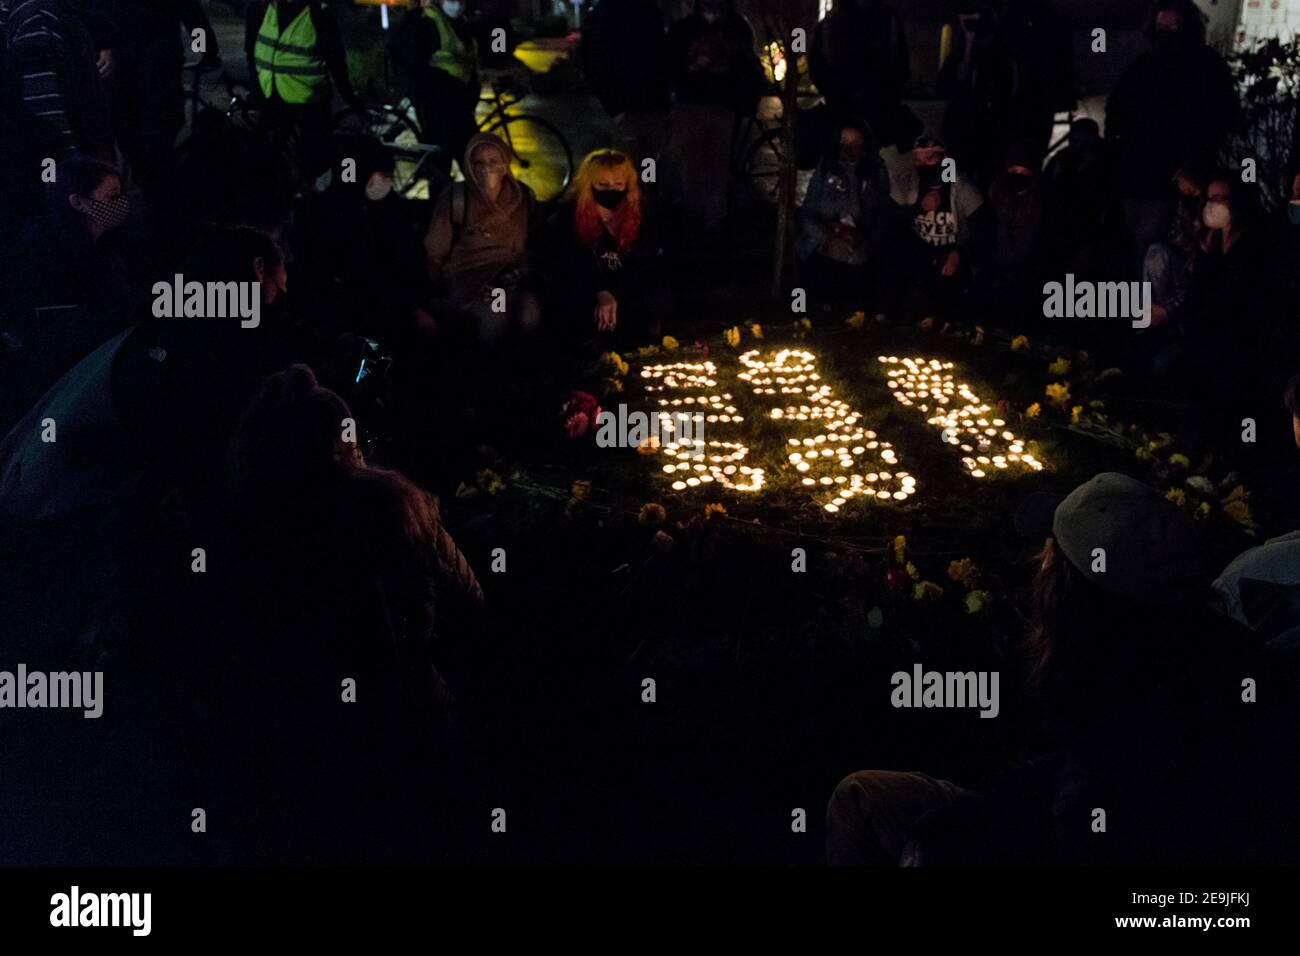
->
[0,0,1299,865]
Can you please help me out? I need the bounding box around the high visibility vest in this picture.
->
[255,3,329,104]
[422,6,476,86]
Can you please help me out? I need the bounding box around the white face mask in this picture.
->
[1202,202,1230,231]
[365,174,394,202]
[442,1,463,16]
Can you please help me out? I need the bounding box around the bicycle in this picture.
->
[336,73,574,203]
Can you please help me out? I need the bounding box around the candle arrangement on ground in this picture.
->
[878,356,1046,478]
[640,360,765,492]
[739,348,916,512]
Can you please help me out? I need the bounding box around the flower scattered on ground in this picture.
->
[1165,487,1186,507]
[913,580,944,602]
[1168,452,1190,469]
[704,502,727,519]
[570,480,592,502]
[947,558,980,589]
[724,326,741,347]
[638,502,666,526]
[964,590,991,614]
[1070,405,1083,424]
[750,323,763,339]
[661,335,679,352]
[1045,382,1071,406]
[892,535,907,564]
[1186,475,1215,494]
[1026,402,1041,418]
[845,310,866,330]
[1048,356,1072,376]
[600,351,629,377]
[1010,335,1029,351]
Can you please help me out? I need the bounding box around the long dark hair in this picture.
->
[1142,0,1207,45]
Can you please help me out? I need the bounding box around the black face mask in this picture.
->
[918,166,943,187]
[592,188,627,210]
[1153,32,1187,56]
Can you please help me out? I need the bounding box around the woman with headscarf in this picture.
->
[424,132,539,344]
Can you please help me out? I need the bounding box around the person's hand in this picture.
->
[414,307,438,337]
[940,250,960,277]
[96,49,115,79]
[594,290,618,331]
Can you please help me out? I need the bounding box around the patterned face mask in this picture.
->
[82,195,130,232]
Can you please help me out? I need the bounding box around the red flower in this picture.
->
[560,391,602,439]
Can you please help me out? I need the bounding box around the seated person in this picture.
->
[290,135,436,351]
[540,148,670,343]
[424,133,540,345]
[887,135,985,312]
[1143,162,1209,330]
[794,116,892,308]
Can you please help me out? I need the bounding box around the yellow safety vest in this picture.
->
[255,3,329,104]
[423,6,476,86]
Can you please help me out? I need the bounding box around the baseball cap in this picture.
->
[1014,472,1209,606]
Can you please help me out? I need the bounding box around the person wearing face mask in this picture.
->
[391,0,481,179]
[541,148,669,343]
[424,132,539,344]
[795,118,892,308]
[1,157,132,426]
[889,134,986,313]
[1106,0,1237,268]
[290,134,436,350]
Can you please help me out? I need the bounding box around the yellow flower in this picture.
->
[600,351,629,377]
[919,317,935,332]
[1070,405,1083,424]
[638,502,667,526]
[947,558,980,589]
[1045,382,1071,407]
[971,326,985,346]
[845,311,866,330]
[636,345,660,358]
[912,580,944,602]
[662,335,679,352]
[1010,335,1029,351]
[1026,403,1041,418]
[704,502,727,519]
[750,323,763,339]
[892,535,907,565]
[652,530,676,552]
[1168,453,1190,469]
[1048,356,1072,376]
[724,326,741,347]
[604,377,624,393]
[477,469,506,494]
[905,561,920,581]
[1220,485,1257,532]
[1135,445,1152,461]
[964,590,991,615]
[570,479,593,502]
[1196,501,1211,519]
[1165,487,1186,507]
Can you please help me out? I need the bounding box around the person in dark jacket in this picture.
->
[101,0,219,204]
[1,156,131,426]
[1105,0,1237,267]
[663,0,762,232]
[390,0,481,178]
[542,147,669,342]
[938,0,1074,189]
[290,133,436,350]
[581,0,670,163]
[809,0,908,146]
[0,0,116,223]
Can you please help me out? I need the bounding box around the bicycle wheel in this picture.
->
[482,114,572,203]
[333,105,424,149]
[742,128,786,206]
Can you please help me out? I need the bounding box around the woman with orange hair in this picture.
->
[541,148,671,341]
